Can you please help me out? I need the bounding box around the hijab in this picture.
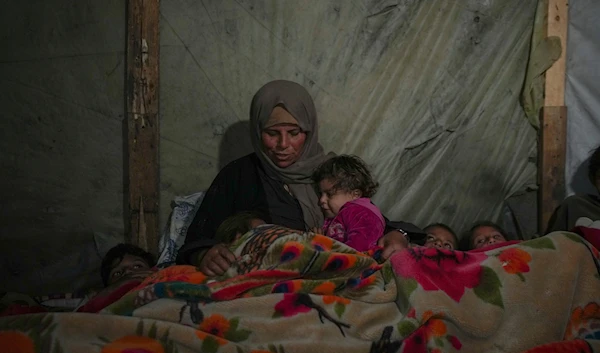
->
[249,80,331,229]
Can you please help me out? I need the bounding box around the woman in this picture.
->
[179,80,413,275]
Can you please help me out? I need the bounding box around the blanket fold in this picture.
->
[1,227,599,353]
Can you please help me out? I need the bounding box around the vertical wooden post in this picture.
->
[126,0,160,255]
[539,0,568,233]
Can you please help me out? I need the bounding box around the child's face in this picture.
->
[318,178,359,218]
[471,226,507,249]
[249,218,266,228]
[108,254,151,285]
[234,218,267,239]
[424,227,457,250]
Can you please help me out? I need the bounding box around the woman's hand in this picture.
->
[378,230,410,260]
[311,227,323,234]
[199,244,237,276]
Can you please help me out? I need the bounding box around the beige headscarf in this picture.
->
[249,80,332,229]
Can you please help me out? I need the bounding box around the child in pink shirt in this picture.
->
[312,155,385,252]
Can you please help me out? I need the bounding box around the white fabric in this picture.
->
[575,217,600,228]
[160,0,539,232]
[157,191,205,265]
[565,0,600,196]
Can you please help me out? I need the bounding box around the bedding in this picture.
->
[157,192,205,266]
[1,227,599,353]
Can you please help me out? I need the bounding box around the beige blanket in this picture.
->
[0,228,599,353]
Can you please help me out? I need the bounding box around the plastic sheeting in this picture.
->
[565,0,600,196]
[160,0,539,233]
[1,0,126,294]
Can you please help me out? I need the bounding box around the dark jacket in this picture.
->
[178,153,425,264]
[178,153,306,263]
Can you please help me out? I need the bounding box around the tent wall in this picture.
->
[160,0,539,234]
[0,0,548,294]
[565,0,600,196]
[0,0,126,294]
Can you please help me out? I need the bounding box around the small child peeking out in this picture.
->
[101,244,156,287]
[423,223,459,250]
[468,221,509,250]
[312,155,385,252]
[215,211,267,243]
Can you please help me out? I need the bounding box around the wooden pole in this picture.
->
[539,0,568,234]
[544,0,569,107]
[126,0,160,255]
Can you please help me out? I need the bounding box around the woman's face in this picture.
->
[261,106,307,168]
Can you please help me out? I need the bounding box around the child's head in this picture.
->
[216,211,266,242]
[312,155,379,218]
[101,244,155,286]
[423,223,458,250]
[468,221,508,250]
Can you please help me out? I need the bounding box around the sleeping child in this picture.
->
[77,244,157,313]
[311,155,385,252]
[214,211,267,243]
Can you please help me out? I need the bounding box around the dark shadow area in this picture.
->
[501,189,538,240]
[122,116,131,244]
[218,121,253,170]
[570,155,598,196]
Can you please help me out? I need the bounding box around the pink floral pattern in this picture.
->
[391,247,487,302]
[273,294,312,317]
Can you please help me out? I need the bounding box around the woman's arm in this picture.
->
[377,230,410,259]
[178,161,241,264]
[179,154,266,268]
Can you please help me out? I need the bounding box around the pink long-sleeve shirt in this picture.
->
[322,197,385,252]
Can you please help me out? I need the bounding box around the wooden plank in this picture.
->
[126,0,160,255]
[539,0,568,233]
[539,107,567,233]
[544,0,569,106]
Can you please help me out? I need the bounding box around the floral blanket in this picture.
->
[1,226,600,353]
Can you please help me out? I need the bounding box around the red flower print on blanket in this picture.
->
[0,331,36,353]
[273,294,312,317]
[199,314,231,340]
[401,311,463,353]
[497,248,532,281]
[310,235,334,252]
[391,247,486,302]
[564,302,600,340]
[134,265,207,291]
[273,294,351,335]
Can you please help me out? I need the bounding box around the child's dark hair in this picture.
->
[215,211,265,243]
[467,221,509,247]
[101,243,155,286]
[589,145,600,186]
[424,223,458,244]
[312,155,379,197]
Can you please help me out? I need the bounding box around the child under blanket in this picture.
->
[422,223,459,250]
[467,221,511,250]
[311,155,385,252]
